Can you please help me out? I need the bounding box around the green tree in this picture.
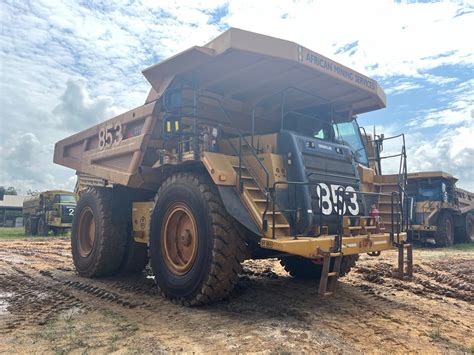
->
[0,186,18,197]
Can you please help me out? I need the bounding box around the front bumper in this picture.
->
[260,232,407,258]
[410,224,437,232]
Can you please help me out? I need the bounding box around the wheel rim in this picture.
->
[162,203,198,276]
[78,206,96,257]
[446,218,453,242]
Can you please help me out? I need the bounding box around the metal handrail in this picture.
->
[270,180,401,248]
[162,87,273,230]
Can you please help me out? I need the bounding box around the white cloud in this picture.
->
[0,132,76,194]
[385,81,423,95]
[0,0,473,192]
[53,79,117,131]
[368,122,474,191]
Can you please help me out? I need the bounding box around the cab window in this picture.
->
[59,195,76,203]
[333,121,369,166]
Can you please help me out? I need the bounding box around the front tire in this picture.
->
[435,211,454,247]
[71,187,127,277]
[149,173,245,306]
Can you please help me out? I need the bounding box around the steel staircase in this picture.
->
[374,174,403,232]
[230,161,291,238]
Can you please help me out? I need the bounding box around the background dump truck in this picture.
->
[54,28,411,306]
[406,171,474,246]
[23,190,77,236]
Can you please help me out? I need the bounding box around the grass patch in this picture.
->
[0,227,69,240]
[448,243,474,252]
[0,227,26,239]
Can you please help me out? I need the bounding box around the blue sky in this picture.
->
[0,0,473,193]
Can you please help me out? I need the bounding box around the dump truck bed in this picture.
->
[54,28,386,189]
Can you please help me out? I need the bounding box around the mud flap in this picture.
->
[217,186,261,236]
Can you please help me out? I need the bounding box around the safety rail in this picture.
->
[268,180,403,251]
[367,133,409,232]
[161,87,273,229]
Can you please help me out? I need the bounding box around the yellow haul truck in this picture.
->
[23,190,77,235]
[54,28,411,305]
[406,171,474,246]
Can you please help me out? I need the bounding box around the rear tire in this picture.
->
[120,232,149,273]
[37,217,49,236]
[25,218,37,236]
[435,211,454,247]
[280,255,358,279]
[457,213,474,243]
[71,187,127,277]
[149,172,245,306]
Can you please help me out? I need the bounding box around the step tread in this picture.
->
[271,224,290,228]
[245,186,261,191]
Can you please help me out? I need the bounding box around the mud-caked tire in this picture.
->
[37,217,49,236]
[71,187,127,277]
[457,213,474,243]
[149,173,245,306]
[435,211,454,247]
[120,232,149,274]
[25,217,38,236]
[280,254,358,279]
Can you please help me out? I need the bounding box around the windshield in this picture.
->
[417,181,442,201]
[59,195,76,203]
[416,179,452,202]
[333,121,369,166]
[282,112,334,140]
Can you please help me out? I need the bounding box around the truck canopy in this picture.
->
[54,29,387,188]
[143,28,386,118]
[407,171,458,183]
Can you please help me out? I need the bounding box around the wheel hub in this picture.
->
[77,207,96,257]
[162,203,198,276]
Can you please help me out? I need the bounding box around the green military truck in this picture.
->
[23,190,77,235]
[406,171,474,246]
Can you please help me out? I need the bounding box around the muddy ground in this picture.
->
[0,237,473,353]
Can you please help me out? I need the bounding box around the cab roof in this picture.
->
[143,28,386,118]
[407,171,458,182]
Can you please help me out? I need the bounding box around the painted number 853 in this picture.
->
[316,183,359,216]
[98,122,123,151]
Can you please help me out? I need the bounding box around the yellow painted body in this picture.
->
[261,232,407,258]
[132,202,153,243]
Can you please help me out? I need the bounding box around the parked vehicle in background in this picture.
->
[406,171,473,246]
[23,190,77,236]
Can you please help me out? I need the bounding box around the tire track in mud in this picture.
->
[1,239,473,353]
[353,260,474,304]
[0,264,85,333]
[0,258,151,335]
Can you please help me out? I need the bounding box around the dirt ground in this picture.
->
[0,237,473,353]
